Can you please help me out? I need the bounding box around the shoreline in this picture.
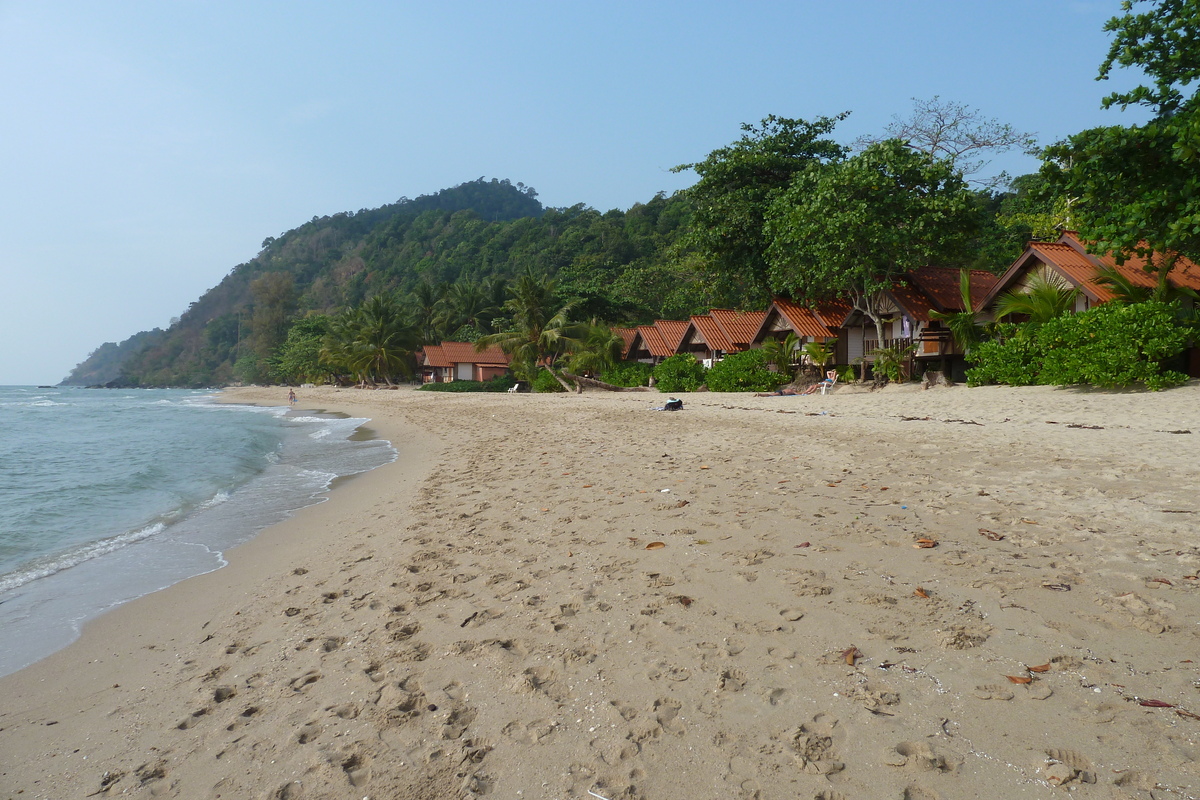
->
[3,383,1200,799]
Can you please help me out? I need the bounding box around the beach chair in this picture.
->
[819,370,838,395]
[507,382,521,394]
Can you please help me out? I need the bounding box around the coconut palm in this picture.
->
[993,273,1080,325]
[565,322,626,377]
[476,267,585,389]
[759,332,803,377]
[323,294,418,386]
[929,269,987,353]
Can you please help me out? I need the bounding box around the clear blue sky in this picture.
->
[0,0,1149,385]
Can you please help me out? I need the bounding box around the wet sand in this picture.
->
[2,382,1199,800]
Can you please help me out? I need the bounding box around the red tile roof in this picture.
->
[613,327,638,358]
[709,309,767,349]
[908,266,1000,312]
[422,345,450,368]
[637,325,674,358]
[690,314,735,352]
[982,231,1200,310]
[654,319,691,353]
[439,341,510,366]
[813,299,854,327]
[767,298,837,339]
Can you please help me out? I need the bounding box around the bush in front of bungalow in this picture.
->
[967,300,1189,391]
[706,349,788,393]
[653,354,708,393]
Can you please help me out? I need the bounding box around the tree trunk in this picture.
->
[544,366,576,392]
[561,372,652,392]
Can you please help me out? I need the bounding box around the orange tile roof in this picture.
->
[440,341,510,366]
[813,299,854,327]
[654,319,691,353]
[613,327,638,358]
[908,266,1000,312]
[422,345,450,368]
[690,314,734,352]
[767,298,836,339]
[637,325,674,358]
[709,309,767,349]
[887,281,937,322]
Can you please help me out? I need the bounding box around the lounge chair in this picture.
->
[507,382,521,394]
[801,370,838,395]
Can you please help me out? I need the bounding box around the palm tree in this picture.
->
[994,273,1081,325]
[566,322,626,377]
[929,269,987,353]
[476,267,585,389]
[759,332,803,377]
[438,280,501,339]
[322,294,418,386]
[409,281,448,345]
[801,339,834,371]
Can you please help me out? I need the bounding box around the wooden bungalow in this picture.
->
[977,231,1200,375]
[677,314,736,367]
[838,267,999,379]
[752,298,850,364]
[626,324,675,364]
[977,230,1200,315]
[612,327,639,360]
[419,342,511,383]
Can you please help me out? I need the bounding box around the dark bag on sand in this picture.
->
[664,398,683,411]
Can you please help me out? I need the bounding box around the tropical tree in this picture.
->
[759,332,803,377]
[766,140,978,348]
[270,315,334,384]
[929,269,988,353]
[322,294,418,386]
[476,267,585,389]
[802,340,835,372]
[672,114,849,306]
[993,273,1081,325]
[1042,0,1200,295]
[565,322,626,377]
[409,281,448,345]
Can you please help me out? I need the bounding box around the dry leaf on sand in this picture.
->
[914,587,930,598]
[645,542,666,550]
[914,539,938,549]
[842,646,860,666]
[1028,663,1051,673]
[1007,675,1034,684]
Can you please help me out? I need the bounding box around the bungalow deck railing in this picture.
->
[861,336,915,358]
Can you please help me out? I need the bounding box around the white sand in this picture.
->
[2,382,1199,800]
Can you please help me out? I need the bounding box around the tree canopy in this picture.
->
[1042,0,1200,292]
[672,114,849,307]
[766,140,978,341]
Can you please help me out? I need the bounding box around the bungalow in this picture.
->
[977,230,1200,314]
[419,341,511,383]
[626,324,677,364]
[838,267,998,379]
[977,230,1200,376]
[752,298,850,364]
[678,314,735,367]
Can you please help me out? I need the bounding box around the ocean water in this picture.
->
[0,386,395,677]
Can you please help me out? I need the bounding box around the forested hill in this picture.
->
[62,177,704,386]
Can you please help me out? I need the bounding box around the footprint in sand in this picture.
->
[885,741,962,772]
[787,714,843,775]
[653,697,687,736]
[289,670,321,692]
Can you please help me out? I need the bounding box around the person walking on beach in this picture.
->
[288,389,297,404]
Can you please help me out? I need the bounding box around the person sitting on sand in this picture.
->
[754,387,798,397]
[800,370,838,395]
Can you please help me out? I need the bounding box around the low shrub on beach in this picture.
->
[706,349,787,392]
[418,374,517,392]
[967,301,1189,390]
[602,361,653,388]
[653,354,707,393]
[532,369,567,393]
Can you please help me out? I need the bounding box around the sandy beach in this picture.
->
[3,382,1200,800]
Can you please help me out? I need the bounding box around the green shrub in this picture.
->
[418,374,517,392]
[532,368,567,393]
[1037,301,1188,389]
[967,302,1189,390]
[652,354,707,393]
[601,361,653,387]
[706,349,787,392]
